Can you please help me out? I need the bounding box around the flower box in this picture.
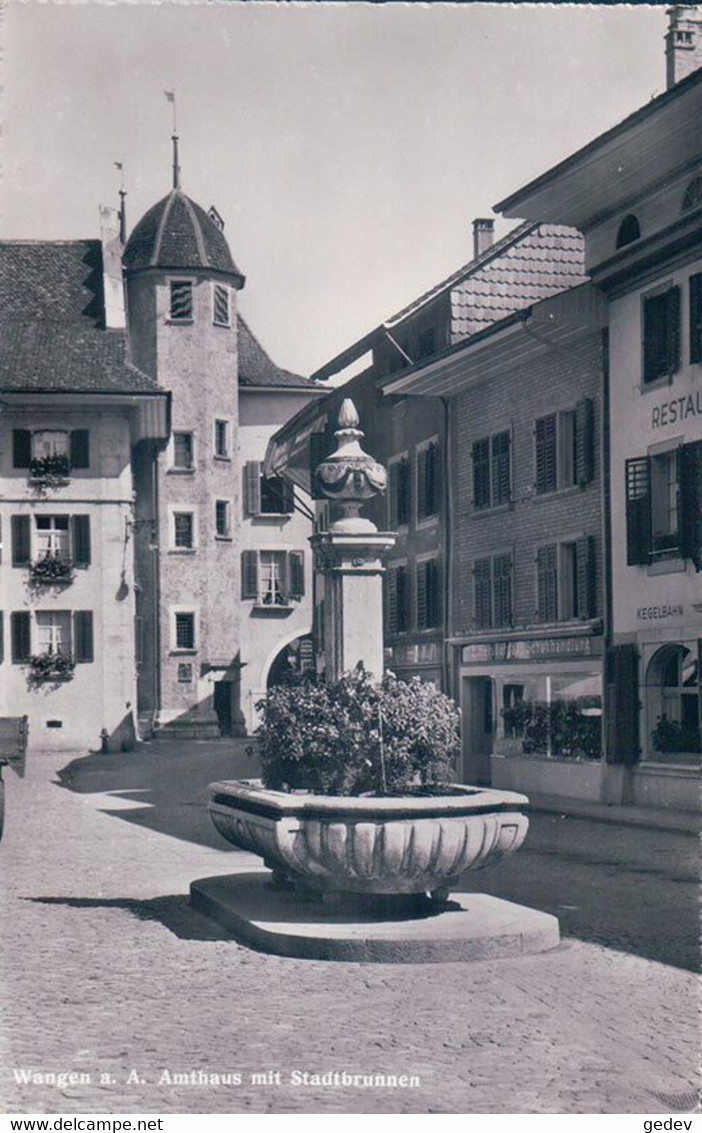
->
[28,652,76,682]
[28,454,71,486]
[29,556,74,584]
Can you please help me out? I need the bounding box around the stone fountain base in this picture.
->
[190,870,560,963]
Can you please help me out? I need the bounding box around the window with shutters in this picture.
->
[260,551,288,607]
[169,279,194,322]
[536,539,596,622]
[386,563,411,634]
[388,454,411,529]
[690,273,702,365]
[472,431,511,510]
[12,429,89,474]
[11,514,91,574]
[535,402,594,494]
[241,550,304,606]
[650,450,680,559]
[172,431,194,471]
[36,611,71,656]
[416,557,440,631]
[174,612,196,651]
[244,461,294,516]
[214,419,230,459]
[215,500,231,539]
[642,285,680,385]
[416,438,440,523]
[473,554,512,629]
[173,511,195,550]
[212,283,230,327]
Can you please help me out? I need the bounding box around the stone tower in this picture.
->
[123,149,246,736]
[666,5,702,89]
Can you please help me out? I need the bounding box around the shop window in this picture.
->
[386,563,411,634]
[388,454,411,528]
[502,685,524,738]
[535,400,594,494]
[642,285,680,385]
[472,430,511,510]
[647,645,700,761]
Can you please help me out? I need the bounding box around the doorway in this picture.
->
[461,676,494,785]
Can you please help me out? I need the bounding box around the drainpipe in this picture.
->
[441,394,454,701]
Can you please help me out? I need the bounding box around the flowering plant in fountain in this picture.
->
[254,666,460,796]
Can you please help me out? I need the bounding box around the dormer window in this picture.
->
[169,280,193,322]
[616,215,641,249]
[213,284,230,327]
[682,176,702,214]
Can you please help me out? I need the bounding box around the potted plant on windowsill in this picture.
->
[28,453,71,486]
[28,651,76,682]
[29,554,74,585]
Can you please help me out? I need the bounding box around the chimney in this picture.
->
[666,5,702,89]
[473,217,495,260]
[99,205,126,330]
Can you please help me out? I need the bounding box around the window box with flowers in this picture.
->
[28,453,71,486]
[29,554,74,585]
[29,651,76,682]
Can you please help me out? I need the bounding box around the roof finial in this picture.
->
[114,162,127,244]
[164,90,180,189]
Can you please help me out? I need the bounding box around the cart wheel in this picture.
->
[0,777,5,843]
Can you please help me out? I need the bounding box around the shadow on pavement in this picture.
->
[25,894,235,943]
[55,739,260,850]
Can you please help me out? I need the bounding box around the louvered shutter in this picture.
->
[244,462,262,516]
[679,440,702,566]
[537,545,558,621]
[625,457,652,565]
[70,430,90,470]
[427,441,440,516]
[12,430,32,469]
[416,562,427,630]
[575,399,595,486]
[11,516,31,567]
[11,611,31,663]
[71,516,91,567]
[575,536,596,619]
[398,458,411,526]
[282,478,295,515]
[389,462,400,528]
[665,285,681,377]
[604,644,640,765]
[535,416,557,494]
[387,568,398,633]
[474,559,492,629]
[74,611,94,663]
[425,558,440,629]
[288,551,305,599]
[491,433,511,506]
[417,447,428,519]
[241,551,259,599]
[472,439,490,508]
[493,554,512,626]
[690,273,702,365]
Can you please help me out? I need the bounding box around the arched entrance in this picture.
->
[645,644,700,761]
[267,634,315,689]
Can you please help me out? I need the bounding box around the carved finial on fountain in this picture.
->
[315,398,387,533]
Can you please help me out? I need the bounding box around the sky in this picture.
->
[2,2,668,377]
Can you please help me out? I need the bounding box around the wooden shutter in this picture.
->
[417,447,428,519]
[679,440,702,566]
[690,273,702,365]
[244,461,262,516]
[536,545,558,621]
[625,456,652,565]
[427,441,440,516]
[604,643,640,765]
[241,550,259,599]
[11,611,31,663]
[389,462,400,528]
[472,439,490,508]
[575,398,595,486]
[398,458,410,526]
[416,561,427,630]
[425,558,440,629]
[491,432,511,506]
[74,611,94,663]
[665,285,681,377]
[282,479,295,515]
[12,430,32,469]
[493,554,512,626]
[11,515,31,567]
[575,536,596,619]
[70,430,90,470]
[474,558,492,629]
[288,551,305,599]
[535,415,557,494]
[387,567,398,633]
[71,515,91,567]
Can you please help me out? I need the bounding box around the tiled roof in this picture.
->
[237,315,319,389]
[123,190,245,282]
[450,223,586,339]
[0,241,160,394]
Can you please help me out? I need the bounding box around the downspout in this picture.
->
[441,394,454,700]
[601,326,614,775]
[152,450,162,725]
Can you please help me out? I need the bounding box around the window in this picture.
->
[625,445,702,566]
[175,612,196,650]
[213,284,230,327]
[244,462,294,516]
[11,514,91,568]
[682,176,702,213]
[690,274,702,365]
[503,685,524,738]
[416,439,440,522]
[36,611,71,656]
[536,538,596,622]
[12,429,89,472]
[35,516,69,560]
[173,512,194,550]
[472,431,511,510]
[169,280,193,322]
[172,432,194,470]
[10,611,91,664]
[642,286,680,384]
[214,419,230,459]
[386,563,411,634]
[416,557,440,630]
[646,645,700,761]
[215,499,231,539]
[535,400,594,494]
[388,455,411,528]
[616,215,641,249]
[473,554,513,629]
[241,550,305,606]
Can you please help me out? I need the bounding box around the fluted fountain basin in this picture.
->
[207,779,529,898]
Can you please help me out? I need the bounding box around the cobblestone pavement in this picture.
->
[0,743,698,1115]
